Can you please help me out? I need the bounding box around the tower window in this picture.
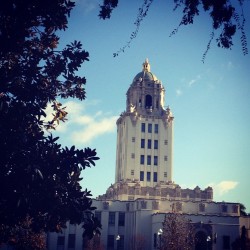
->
[154,124,158,133]
[148,123,152,133]
[153,172,158,182]
[147,139,151,149]
[164,140,168,145]
[141,123,145,132]
[131,153,135,159]
[131,170,134,175]
[154,156,158,166]
[164,172,167,177]
[140,171,144,181]
[147,172,151,181]
[147,155,151,165]
[164,156,168,161]
[154,140,158,149]
[141,139,145,148]
[132,137,135,142]
[145,94,152,108]
[140,155,145,164]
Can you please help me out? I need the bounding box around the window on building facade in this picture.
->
[232,205,238,213]
[107,235,115,249]
[140,155,144,164]
[118,212,125,226]
[154,156,158,166]
[164,140,168,145]
[199,203,205,212]
[222,204,228,213]
[164,172,167,177]
[57,236,65,250]
[95,211,102,224]
[68,234,76,249]
[148,123,152,133]
[164,156,168,161]
[132,137,135,142]
[108,212,116,226]
[141,139,145,148]
[145,94,152,108]
[152,201,159,210]
[153,233,157,248]
[147,172,151,181]
[131,153,135,159]
[154,140,158,149]
[103,201,109,210]
[117,235,124,250]
[147,139,152,149]
[131,170,134,175]
[141,200,147,209]
[147,155,151,165]
[223,235,230,249]
[141,123,145,132]
[154,124,158,133]
[140,171,144,181]
[153,172,157,182]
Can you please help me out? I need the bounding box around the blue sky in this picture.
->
[49,0,250,212]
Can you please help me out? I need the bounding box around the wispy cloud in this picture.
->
[209,181,238,196]
[76,0,99,14]
[188,74,201,87]
[176,88,183,97]
[44,100,118,144]
[72,116,118,144]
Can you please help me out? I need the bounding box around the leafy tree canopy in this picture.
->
[99,0,248,61]
[0,0,101,246]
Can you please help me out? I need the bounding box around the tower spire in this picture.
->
[142,58,150,72]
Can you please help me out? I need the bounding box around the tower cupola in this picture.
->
[126,59,165,116]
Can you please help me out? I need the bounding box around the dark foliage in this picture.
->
[99,0,248,60]
[0,0,100,246]
[99,0,118,19]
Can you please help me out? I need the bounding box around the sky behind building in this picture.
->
[48,0,250,212]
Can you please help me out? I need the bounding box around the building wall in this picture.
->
[47,199,246,250]
[116,114,173,186]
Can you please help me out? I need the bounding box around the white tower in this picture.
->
[115,59,174,188]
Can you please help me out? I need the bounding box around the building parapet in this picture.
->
[97,179,213,202]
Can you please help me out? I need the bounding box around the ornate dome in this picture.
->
[133,59,158,82]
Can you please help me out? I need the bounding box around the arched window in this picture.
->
[145,95,152,108]
[156,99,159,109]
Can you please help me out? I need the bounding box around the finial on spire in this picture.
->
[142,58,150,72]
